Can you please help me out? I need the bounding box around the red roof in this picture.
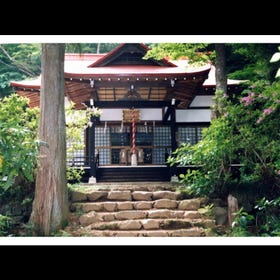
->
[64,64,211,78]
[10,77,41,89]
[11,48,212,88]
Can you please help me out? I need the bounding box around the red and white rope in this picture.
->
[131,109,136,155]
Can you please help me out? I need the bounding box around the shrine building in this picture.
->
[10,43,244,182]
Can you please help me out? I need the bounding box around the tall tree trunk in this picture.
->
[212,43,227,118]
[29,44,68,236]
[215,43,227,94]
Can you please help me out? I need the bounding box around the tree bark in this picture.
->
[29,44,68,236]
[215,43,227,95]
[212,43,227,119]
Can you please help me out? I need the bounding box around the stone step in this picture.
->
[79,218,215,231]
[66,182,216,237]
[79,182,178,192]
[74,228,206,237]
[72,198,203,213]
[71,190,186,203]
[78,209,204,226]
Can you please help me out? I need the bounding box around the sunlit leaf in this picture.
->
[270,52,280,63]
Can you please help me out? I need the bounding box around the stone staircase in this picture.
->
[66,182,216,237]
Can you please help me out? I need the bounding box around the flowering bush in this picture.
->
[168,80,280,198]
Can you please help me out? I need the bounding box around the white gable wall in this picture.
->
[177,95,213,123]
[99,95,213,123]
[189,95,214,107]
[100,108,162,121]
[176,109,211,122]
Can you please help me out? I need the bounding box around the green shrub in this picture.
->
[0,215,12,236]
[229,207,255,237]
[254,197,280,236]
[0,94,39,191]
[168,81,280,200]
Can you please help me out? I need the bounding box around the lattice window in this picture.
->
[93,124,184,165]
[153,126,171,146]
[177,126,206,146]
[153,126,171,164]
[95,127,110,146]
[153,148,167,164]
[197,127,204,142]
[98,148,110,165]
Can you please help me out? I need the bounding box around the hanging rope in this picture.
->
[131,108,136,155]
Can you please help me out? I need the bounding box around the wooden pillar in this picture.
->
[170,103,177,178]
[88,115,96,182]
[170,105,177,152]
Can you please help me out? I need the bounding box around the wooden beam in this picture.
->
[94,100,170,108]
[65,78,171,88]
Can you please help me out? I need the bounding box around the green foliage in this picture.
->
[0,44,41,97]
[0,96,93,193]
[0,43,120,97]
[65,43,118,54]
[0,43,119,97]
[229,207,254,236]
[144,43,279,83]
[227,44,280,82]
[0,95,37,234]
[198,203,214,218]
[66,167,84,182]
[270,46,280,78]
[0,214,12,236]
[270,47,280,63]
[169,80,280,199]
[0,94,39,190]
[144,43,213,65]
[65,101,97,182]
[254,197,280,236]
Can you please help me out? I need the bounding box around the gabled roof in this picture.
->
[88,43,176,67]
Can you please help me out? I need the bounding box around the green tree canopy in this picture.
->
[145,43,280,83]
[0,44,41,97]
[65,43,118,54]
[144,43,212,64]
[226,43,280,82]
[0,43,119,98]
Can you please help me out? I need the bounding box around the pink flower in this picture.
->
[263,107,274,115]
[241,95,254,106]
